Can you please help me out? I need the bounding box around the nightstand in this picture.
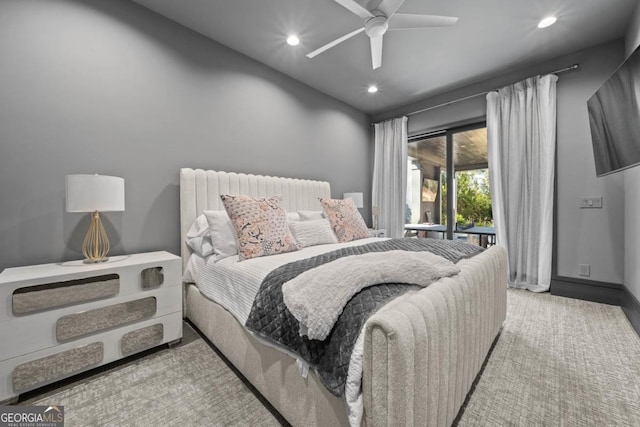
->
[0,251,182,403]
[369,228,386,237]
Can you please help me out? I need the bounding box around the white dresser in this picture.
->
[0,251,182,403]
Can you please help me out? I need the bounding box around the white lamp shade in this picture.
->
[343,192,364,209]
[66,174,125,212]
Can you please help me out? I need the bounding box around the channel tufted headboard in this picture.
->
[179,168,331,270]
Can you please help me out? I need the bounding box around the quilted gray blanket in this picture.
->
[245,238,484,397]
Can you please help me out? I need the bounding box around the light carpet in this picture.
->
[22,289,640,426]
[22,338,282,426]
[457,289,640,426]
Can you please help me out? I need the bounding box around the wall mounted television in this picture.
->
[587,46,640,176]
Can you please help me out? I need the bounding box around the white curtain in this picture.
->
[486,74,557,292]
[372,116,408,238]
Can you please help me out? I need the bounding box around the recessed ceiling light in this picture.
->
[368,85,378,93]
[286,35,300,46]
[538,16,557,29]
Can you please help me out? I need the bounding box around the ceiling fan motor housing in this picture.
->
[365,12,388,38]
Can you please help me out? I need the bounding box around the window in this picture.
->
[407,122,492,241]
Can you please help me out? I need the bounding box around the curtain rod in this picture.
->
[373,64,579,123]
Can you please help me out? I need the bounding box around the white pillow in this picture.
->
[298,210,325,221]
[288,219,338,248]
[202,210,238,261]
[185,214,214,257]
[286,212,301,222]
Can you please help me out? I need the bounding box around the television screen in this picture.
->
[588,47,640,176]
[421,178,439,202]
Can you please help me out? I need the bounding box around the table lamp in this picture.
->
[343,192,364,209]
[66,174,125,263]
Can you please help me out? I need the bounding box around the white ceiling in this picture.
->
[131,0,637,115]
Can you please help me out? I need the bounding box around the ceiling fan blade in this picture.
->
[334,0,374,19]
[370,36,383,69]
[307,27,366,59]
[388,13,458,30]
[378,0,405,18]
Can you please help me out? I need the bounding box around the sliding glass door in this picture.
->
[407,132,446,226]
[406,122,492,242]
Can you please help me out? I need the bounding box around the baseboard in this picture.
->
[550,277,640,337]
[621,285,640,337]
[550,276,623,306]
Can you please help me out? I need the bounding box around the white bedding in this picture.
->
[183,237,384,426]
[183,237,384,324]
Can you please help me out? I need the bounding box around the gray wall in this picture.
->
[374,39,626,285]
[554,41,625,284]
[0,0,372,271]
[625,0,640,301]
[626,0,640,58]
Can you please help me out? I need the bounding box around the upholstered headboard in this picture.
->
[179,168,331,270]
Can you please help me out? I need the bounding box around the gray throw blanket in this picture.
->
[245,238,484,396]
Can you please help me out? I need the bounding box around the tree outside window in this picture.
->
[442,169,493,226]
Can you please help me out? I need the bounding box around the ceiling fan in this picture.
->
[307,0,458,70]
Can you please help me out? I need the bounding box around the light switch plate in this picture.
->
[579,197,602,208]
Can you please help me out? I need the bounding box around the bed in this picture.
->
[180,168,507,426]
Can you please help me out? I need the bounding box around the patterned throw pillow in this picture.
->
[320,198,370,242]
[220,195,300,261]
